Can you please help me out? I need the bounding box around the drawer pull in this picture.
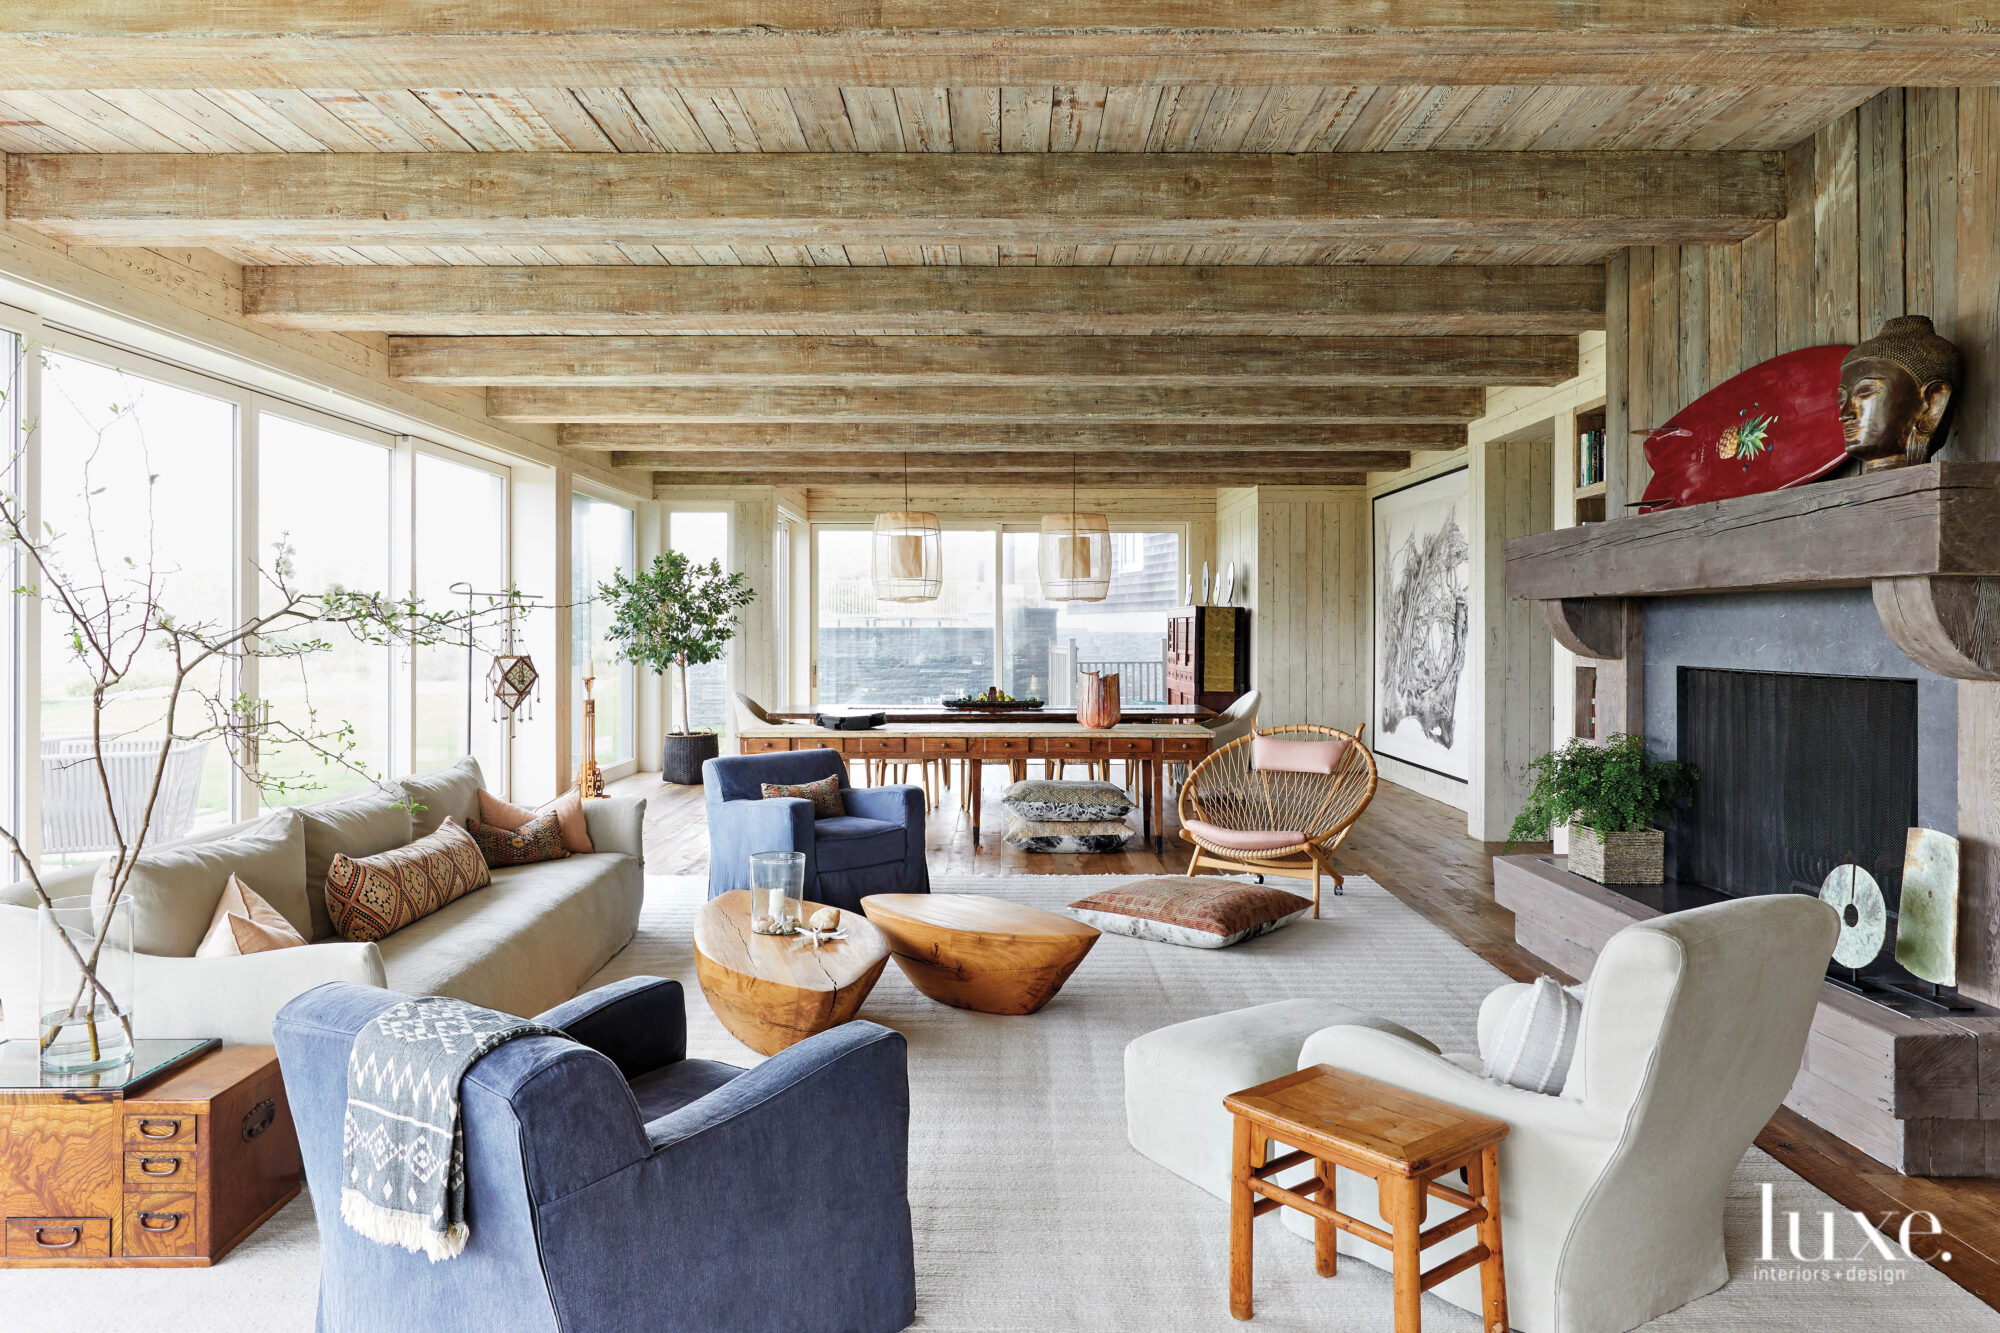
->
[136,1211,184,1233]
[139,1156,182,1177]
[32,1225,81,1250]
[136,1119,179,1139]
[242,1097,276,1142]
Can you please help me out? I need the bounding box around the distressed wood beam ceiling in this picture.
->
[617,450,1411,472]
[486,383,1482,424]
[560,422,1467,453]
[242,264,1604,336]
[0,9,1897,493]
[389,335,1579,387]
[0,7,1992,86]
[644,471,1369,488]
[8,151,1783,250]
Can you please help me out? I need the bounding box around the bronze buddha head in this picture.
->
[1837,315,1962,471]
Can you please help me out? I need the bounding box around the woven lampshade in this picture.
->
[1038,511,1112,602]
[873,509,943,602]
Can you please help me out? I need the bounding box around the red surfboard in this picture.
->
[1638,344,1851,512]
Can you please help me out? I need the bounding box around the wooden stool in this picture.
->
[1223,1065,1509,1332]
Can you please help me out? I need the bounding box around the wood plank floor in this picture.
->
[610,764,2000,1310]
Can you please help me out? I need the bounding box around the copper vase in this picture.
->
[1077,670,1121,728]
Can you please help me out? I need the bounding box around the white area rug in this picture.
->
[7,872,1995,1331]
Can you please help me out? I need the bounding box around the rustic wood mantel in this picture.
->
[1504,462,2000,681]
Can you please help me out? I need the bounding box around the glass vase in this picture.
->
[749,851,806,936]
[39,894,136,1074]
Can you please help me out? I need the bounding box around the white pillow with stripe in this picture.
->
[1483,975,1583,1095]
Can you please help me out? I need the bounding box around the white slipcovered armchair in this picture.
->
[1125,894,1838,1333]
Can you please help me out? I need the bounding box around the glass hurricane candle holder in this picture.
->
[749,851,806,936]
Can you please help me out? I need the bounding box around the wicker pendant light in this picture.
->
[1038,453,1111,602]
[872,452,942,603]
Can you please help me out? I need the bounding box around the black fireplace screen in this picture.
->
[1673,667,1919,911]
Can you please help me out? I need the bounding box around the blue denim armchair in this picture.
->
[273,977,916,1333]
[704,749,930,912]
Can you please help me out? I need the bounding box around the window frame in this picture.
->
[570,481,640,779]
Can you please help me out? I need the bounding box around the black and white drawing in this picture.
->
[1373,468,1472,782]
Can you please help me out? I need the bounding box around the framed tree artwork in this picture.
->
[1372,467,1473,783]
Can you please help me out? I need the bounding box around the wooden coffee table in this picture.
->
[693,891,891,1056]
[860,893,1099,1015]
[1224,1065,1509,1331]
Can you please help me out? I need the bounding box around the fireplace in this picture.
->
[1672,667,1919,938]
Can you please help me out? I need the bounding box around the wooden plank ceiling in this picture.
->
[0,8,1926,490]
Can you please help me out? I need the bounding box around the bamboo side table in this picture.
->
[1223,1065,1509,1332]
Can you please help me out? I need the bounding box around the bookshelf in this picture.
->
[1573,405,1608,523]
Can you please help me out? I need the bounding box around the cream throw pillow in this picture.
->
[195,874,308,957]
[476,787,594,854]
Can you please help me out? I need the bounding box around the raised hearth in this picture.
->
[1496,853,2000,1176]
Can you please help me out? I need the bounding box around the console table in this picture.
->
[737,719,1213,850]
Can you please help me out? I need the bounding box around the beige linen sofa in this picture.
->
[0,757,645,1045]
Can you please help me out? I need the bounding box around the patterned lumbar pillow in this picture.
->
[324,817,492,943]
[475,786,594,853]
[1002,810,1136,854]
[1000,779,1134,822]
[467,807,571,867]
[1066,876,1312,948]
[760,773,846,818]
[195,873,309,957]
[1483,975,1583,1095]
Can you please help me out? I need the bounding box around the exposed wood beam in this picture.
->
[652,471,1369,489]
[562,422,1465,453]
[0,10,1985,86]
[617,449,1412,472]
[491,383,1481,424]
[11,152,1782,250]
[243,265,1605,336]
[391,335,1579,388]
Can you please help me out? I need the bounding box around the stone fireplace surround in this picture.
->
[1499,462,2000,1176]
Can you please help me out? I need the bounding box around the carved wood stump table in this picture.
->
[693,891,891,1056]
[860,893,1100,1015]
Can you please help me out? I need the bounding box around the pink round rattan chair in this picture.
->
[1175,723,1378,917]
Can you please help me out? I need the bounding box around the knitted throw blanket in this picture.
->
[341,996,564,1262]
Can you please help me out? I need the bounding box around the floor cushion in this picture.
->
[814,816,903,871]
[1000,779,1134,822]
[1183,819,1306,853]
[1003,810,1136,853]
[1068,876,1311,948]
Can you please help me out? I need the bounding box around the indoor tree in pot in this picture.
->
[599,550,757,786]
[1509,733,1699,885]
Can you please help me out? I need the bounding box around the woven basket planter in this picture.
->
[1568,826,1665,885]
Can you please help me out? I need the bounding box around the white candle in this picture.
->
[765,887,791,927]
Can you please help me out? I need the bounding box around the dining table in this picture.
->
[736,712,1217,851]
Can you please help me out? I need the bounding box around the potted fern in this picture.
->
[1508,734,1698,884]
[599,550,757,786]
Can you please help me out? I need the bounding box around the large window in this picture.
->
[413,450,509,778]
[670,510,730,732]
[258,411,394,803]
[572,492,636,770]
[1002,529,1181,704]
[39,350,238,859]
[816,528,996,706]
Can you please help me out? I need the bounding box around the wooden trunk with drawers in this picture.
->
[1,1045,301,1266]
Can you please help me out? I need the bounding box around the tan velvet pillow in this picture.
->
[476,787,594,854]
[195,874,308,957]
